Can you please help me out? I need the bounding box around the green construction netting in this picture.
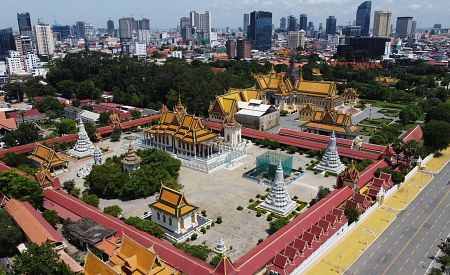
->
[255,151,293,180]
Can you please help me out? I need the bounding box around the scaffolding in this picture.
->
[254,151,293,180]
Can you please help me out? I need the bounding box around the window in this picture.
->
[163,215,166,223]
[169,218,172,226]
[157,212,160,220]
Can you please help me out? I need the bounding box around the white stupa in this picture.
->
[214,237,227,254]
[93,146,103,165]
[68,118,95,158]
[259,162,297,216]
[315,131,346,174]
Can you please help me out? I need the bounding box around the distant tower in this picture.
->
[93,146,103,165]
[315,131,346,174]
[121,144,142,173]
[259,162,297,216]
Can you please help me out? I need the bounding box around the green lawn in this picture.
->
[359,118,392,127]
[379,108,400,118]
[359,126,377,136]
[366,100,405,110]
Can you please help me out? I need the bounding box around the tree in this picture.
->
[423,120,450,151]
[2,152,29,167]
[76,80,100,100]
[83,122,97,140]
[124,217,165,238]
[62,179,75,194]
[57,118,77,135]
[34,96,64,118]
[56,80,79,99]
[317,187,331,200]
[402,140,421,163]
[103,205,123,217]
[3,123,40,147]
[81,193,99,208]
[13,243,74,275]
[269,217,289,234]
[174,242,210,261]
[98,112,111,126]
[344,207,360,224]
[42,210,60,228]
[110,128,121,142]
[426,103,450,123]
[0,170,43,207]
[399,104,421,125]
[131,110,142,119]
[0,209,24,257]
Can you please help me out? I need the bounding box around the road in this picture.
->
[346,163,450,275]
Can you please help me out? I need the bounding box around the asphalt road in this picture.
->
[346,163,450,275]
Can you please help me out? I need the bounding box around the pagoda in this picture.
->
[315,131,346,174]
[68,118,95,158]
[223,113,242,150]
[93,146,102,165]
[121,144,142,173]
[214,237,227,254]
[259,162,297,216]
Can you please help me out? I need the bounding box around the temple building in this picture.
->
[149,186,199,242]
[93,146,103,165]
[315,131,346,174]
[223,113,243,151]
[375,76,398,86]
[301,109,359,139]
[208,88,262,122]
[298,103,316,121]
[68,119,96,158]
[121,144,141,173]
[84,235,180,275]
[336,161,359,191]
[342,88,359,105]
[28,143,68,172]
[142,98,246,173]
[259,162,297,216]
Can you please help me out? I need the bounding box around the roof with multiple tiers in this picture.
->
[209,88,261,117]
[303,109,359,135]
[254,66,294,95]
[150,186,197,218]
[28,143,67,170]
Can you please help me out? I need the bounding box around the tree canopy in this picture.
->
[2,123,39,147]
[0,209,24,257]
[0,170,43,207]
[124,217,165,238]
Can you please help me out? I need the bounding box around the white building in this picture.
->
[190,11,212,41]
[287,31,300,50]
[133,42,147,59]
[79,110,100,124]
[34,20,55,56]
[137,30,151,45]
[24,53,38,74]
[170,51,183,59]
[6,51,24,75]
[0,61,6,76]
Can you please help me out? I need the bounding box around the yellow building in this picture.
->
[149,185,198,239]
[28,143,68,172]
[142,98,222,159]
[343,88,359,104]
[293,75,344,110]
[208,88,261,122]
[302,109,359,139]
[375,76,398,86]
[84,235,180,275]
[298,103,317,121]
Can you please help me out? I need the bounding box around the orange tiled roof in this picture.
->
[0,112,17,132]
[28,143,67,170]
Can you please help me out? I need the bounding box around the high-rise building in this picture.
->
[34,20,54,56]
[0,28,16,56]
[299,14,308,31]
[287,15,298,32]
[107,19,115,35]
[20,36,33,55]
[6,51,23,74]
[396,16,413,38]
[226,39,236,59]
[248,11,272,51]
[74,21,86,39]
[326,16,337,35]
[52,25,72,41]
[190,11,211,40]
[84,23,96,45]
[180,17,191,41]
[356,1,371,36]
[373,11,392,37]
[14,34,23,56]
[343,25,362,37]
[119,17,133,40]
[243,14,250,36]
[287,31,306,49]
[137,18,150,30]
[237,39,252,59]
[411,20,417,35]
[17,12,33,38]
[280,17,287,31]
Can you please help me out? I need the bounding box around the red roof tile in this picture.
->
[283,245,298,260]
[292,238,307,252]
[400,125,423,143]
[273,253,290,268]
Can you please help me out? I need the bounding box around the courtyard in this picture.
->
[58,135,337,261]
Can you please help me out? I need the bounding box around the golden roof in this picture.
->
[28,143,66,170]
[150,186,197,218]
[343,87,358,96]
[299,103,316,112]
[254,66,294,95]
[312,68,323,76]
[303,109,358,134]
[208,88,260,117]
[121,144,142,166]
[294,79,337,97]
[375,76,398,85]
[84,251,120,275]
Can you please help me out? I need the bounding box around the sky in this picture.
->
[1,0,449,30]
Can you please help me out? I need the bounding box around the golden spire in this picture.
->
[269,65,276,74]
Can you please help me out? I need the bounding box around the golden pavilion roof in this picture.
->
[375,76,398,86]
[254,66,294,95]
[343,87,358,96]
[303,109,359,134]
[121,144,142,166]
[150,185,197,218]
[146,102,219,145]
[85,235,179,275]
[299,103,316,112]
[28,143,67,170]
[208,88,261,117]
[294,78,337,98]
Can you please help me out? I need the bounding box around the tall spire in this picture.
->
[259,161,297,216]
[315,131,346,174]
[68,117,96,158]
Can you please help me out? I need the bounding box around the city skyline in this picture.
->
[1,0,449,30]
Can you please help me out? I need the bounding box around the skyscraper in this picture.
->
[237,39,252,59]
[190,11,211,40]
[226,39,236,58]
[287,15,298,32]
[107,19,115,35]
[0,28,15,56]
[136,18,150,30]
[373,11,392,37]
[74,21,86,39]
[243,14,250,36]
[52,24,72,41]
[299,14,308,31]
[280,17,287,31]
[34,20,54,56]
[248,11,272,51]
[180,17,191,41]
[119,17,133,40]
[396,17,413,38]
[326,16,337,35]
[17,12,33,37]
[356,1,371,36]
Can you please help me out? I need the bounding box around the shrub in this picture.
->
[190,233,198,241]
[269,218,290,234]
[200,227,207,234]
[237,206,243,211]
[255,194,261,199]
[110,128,121,142]
[175,242,210,261]
[257,239,264,244]
[287,146,297,154]
[216,216,222,224]
[266,215,273,221]
[211,221,215,227]
[124,217,165,238]
[206,225,210,229]
[201,210,207,217]
[249,198,254,203]
[81,193,99,208]
[42,210,60,228]
[103,205,123,217]
[256,211,262,217]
